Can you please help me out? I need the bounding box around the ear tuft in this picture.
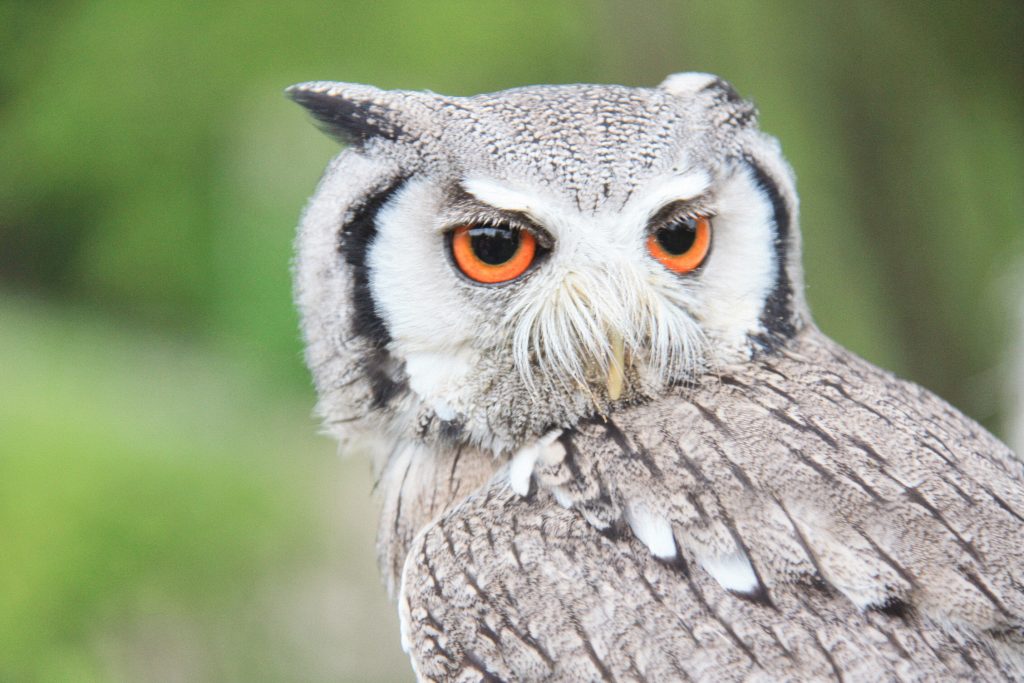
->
[659,72,721,96]
[286,81,413,147]
[659,72,757,128]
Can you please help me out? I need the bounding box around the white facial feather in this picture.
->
[504,256,709,397]
[367,179,482,420]
[369,180,476,352]
[696,167,780,353]
[459,172,730,401]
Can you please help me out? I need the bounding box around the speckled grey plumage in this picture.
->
[288,74,1024,681]
[401,327,1024,681]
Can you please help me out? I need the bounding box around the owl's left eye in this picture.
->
[449,224,538,284]
[646,214,711,274]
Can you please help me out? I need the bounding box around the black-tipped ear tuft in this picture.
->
[286,81,409,147]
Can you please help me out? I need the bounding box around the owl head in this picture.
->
[290,73,808,455]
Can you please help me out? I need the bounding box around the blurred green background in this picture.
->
[1,1,1021,681]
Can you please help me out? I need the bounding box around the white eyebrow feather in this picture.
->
[633,171,711,218]
[463,171,711,226]
[462,177,544,214]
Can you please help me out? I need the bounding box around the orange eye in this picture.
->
[646,215,711,274]
[450,224,537,284]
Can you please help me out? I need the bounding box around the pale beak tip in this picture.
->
[606,331,625,401]
[607,378,623,401]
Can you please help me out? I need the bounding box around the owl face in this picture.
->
[291,73,807,454]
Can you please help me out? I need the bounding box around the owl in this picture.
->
[288,73,1024,681]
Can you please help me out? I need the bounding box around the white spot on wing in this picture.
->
[508,445,540,497]
[538,437,567,466]
[700,551,760,595]
[551,485,573,509]
[509,429,563,497]
[625,505,678,559]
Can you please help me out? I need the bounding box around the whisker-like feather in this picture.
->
[504,267,709,401]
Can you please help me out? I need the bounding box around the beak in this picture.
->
[606,330,625,400]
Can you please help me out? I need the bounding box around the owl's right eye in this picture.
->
[449,224,538,284]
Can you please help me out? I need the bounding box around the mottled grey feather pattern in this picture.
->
[400,327,1024,680]
[288,73,1023,681]
[376,439,500,597]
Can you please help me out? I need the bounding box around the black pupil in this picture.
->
[469,226,520,265]
[655,217,698,255]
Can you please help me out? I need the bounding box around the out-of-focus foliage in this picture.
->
[0,1,1020,680]
[0,297,407,681]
